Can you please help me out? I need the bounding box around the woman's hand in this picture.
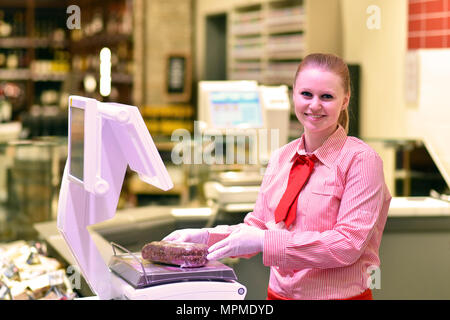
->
[207,224,264,261]
[163,228,209,244]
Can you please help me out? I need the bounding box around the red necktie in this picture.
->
[274,154,316,228]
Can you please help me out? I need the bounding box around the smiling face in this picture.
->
[293,66,350,138]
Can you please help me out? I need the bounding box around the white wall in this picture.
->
[339,0,410,192]
[341,0,408,139]
[341,0,450,191]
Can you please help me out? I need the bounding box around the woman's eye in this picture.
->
[321,94,333,100]
[300,91,312,97]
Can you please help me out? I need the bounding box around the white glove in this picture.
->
[207,224,264,261]
[163,228,209,244]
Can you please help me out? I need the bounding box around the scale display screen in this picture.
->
[209,91,263,129]
[69,106,85,182]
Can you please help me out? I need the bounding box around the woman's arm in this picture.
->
[263,150,392,270]
[205,181,270,247]
[206,151,280,251]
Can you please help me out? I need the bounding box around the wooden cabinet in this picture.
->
[0,0,136,125]
[67,0,135,105]
[0,1,70,120]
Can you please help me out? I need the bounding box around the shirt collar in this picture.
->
[293,125,347,168]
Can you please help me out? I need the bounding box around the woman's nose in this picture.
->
[309,97,322,111]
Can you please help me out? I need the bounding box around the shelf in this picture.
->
[229,61,262,69]
[268,33,303,42]
[264,70,296,79]
[264,60,299,85]
[232,37,263,46]
[225,0,342,87]
[229,70,264,82]
[230,24,264,37]
[0,0,135,121]
[0,68,68,82]
[70,33,132,50]
[232,8,263,22]
[71,71,133,84]
[228,0,307,85]
[31,73,68,82]
[0,37,68,49]
[0,2,72,121]
[267,24,304,35]
[266,52,303,60]
[266,14,305,27]
[0,68,30,80]
[231,49,264,59]
[0,0,65,8]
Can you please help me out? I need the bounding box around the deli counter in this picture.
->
[32,194,450,300]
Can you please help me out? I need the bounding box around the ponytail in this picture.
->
[338,108,349,134]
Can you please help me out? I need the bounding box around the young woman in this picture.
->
[164,53,392,300]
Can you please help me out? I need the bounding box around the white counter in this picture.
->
[388,196,450,217]
[35,197,450,268]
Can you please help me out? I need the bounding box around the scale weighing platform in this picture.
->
[108,243,245,300]
[56,96,247,300]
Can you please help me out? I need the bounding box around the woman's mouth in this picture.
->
[304,113,326,120]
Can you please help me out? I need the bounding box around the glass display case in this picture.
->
[0,137,66,241]
[367,138,449,198]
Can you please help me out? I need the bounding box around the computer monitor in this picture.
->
[197,81,290,165]
[198,81,263,131]
[208,90,263,129]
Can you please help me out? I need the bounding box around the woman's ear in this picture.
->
[342,92,351,110]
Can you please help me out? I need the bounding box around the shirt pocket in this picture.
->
[302,183,343,232]
[311,183,343,196]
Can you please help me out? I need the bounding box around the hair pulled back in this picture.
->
[294,53,351,133]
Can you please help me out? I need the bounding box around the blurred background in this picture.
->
[0,0,449,300]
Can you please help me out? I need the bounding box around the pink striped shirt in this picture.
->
[207,125,392,299]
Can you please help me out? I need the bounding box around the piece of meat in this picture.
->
[141,241,208,268]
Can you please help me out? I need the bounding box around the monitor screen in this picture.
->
[209,91,263,129]
[69,106,84,182]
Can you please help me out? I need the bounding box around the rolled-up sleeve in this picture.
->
[263,150,390,270]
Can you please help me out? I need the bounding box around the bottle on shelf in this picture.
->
[13,11,26,37]
[0,10,12,38]
[6,50,19,69]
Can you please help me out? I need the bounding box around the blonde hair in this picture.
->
[294,53,351,133]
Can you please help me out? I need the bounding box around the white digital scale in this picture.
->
[56,96,246,300]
